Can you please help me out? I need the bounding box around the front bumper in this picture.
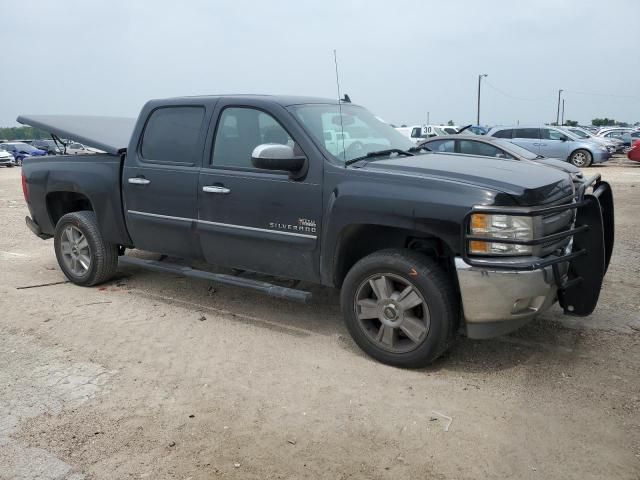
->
[456,258,566,338]
[457,175,614,339]
[592,150,611,163]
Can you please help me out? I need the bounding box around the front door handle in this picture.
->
[203,185,231,194]
[128,177,150,185]
[532,143,541,146]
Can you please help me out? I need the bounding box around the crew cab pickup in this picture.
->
[18,95,614,367]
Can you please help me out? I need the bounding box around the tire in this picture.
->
[7,164,14,168]
[340,249,458,368]
[54,211,118,286]
[569,149,592,167]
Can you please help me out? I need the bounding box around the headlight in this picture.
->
[599,146,608,151]
[469,213,533,256]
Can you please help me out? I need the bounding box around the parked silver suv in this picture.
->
[487,126,611,167]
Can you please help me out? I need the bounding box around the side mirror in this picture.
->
[251,144,307,178]
[559,136,567,142]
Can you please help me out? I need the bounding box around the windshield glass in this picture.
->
[288,104,414,163]
[493,139,538,160]
[443,127,458,134]
[569,128,589,138]
[10,143,38,152]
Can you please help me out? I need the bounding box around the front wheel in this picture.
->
[340,249,458,368]
[54,211,119,286]
[569,149,592,167]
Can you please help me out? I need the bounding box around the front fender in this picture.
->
[319,173,507,286]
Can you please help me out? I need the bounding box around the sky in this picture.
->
[1,0,639,127]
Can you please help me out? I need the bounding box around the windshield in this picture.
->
[10,143,38,152]
[493,139,539,160]
[569,128,589,138]
[443,127,458,134]
[288,104,414,163]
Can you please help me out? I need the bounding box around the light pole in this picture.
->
[556,89,563,125]
[561,99,565,126]
[477,74,488,125]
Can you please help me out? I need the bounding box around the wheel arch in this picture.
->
[331,223,456,288]
[46,191,95,227]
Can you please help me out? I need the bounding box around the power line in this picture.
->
[482,80,640,103]
[564,90,640,101]
[483,80,555,102]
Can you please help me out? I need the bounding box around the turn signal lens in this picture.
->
[470,213,488,232]
[469,240,489,253]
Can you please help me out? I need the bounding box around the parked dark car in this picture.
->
[417,134,584,182]
[18,95,614,367]
[31,139,62,155]
[0,142,47,165]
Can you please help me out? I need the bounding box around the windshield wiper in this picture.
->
[408,145,429,153]
[345,148,415,166]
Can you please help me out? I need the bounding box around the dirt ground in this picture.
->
[1,157,639,480]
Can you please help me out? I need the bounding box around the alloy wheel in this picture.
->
[354,273,430,353]
[60,225,92,276]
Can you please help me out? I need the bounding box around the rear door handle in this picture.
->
[203,185,231,194]
[128,177,150,185]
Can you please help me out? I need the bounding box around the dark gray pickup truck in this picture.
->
[18,95,614,367]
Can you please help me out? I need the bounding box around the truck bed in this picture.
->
[22,153,132,246]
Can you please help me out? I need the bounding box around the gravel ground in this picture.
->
[0,157,639,479]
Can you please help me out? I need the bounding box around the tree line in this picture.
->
[0,126,52,141]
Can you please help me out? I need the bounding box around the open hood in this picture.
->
[16,114,136,156]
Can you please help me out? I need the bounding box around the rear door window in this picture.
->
[513,128,540,139]
[140,106,206,164]
[459,140,507,157]
[492,129,513,139]
[427,139,455,152]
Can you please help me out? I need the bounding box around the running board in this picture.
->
[117,256,312,303]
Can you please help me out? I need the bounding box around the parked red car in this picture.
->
[628,141,640,162]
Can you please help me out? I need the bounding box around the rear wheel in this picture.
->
[340,249,458,368]
[569,149,592,167]
[54,211,118,286]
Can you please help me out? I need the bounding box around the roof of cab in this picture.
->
[146,94,343,107]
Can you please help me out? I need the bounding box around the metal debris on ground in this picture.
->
[16,280,70,290]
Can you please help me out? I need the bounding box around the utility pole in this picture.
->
[561,99,565,126]
[477,74,488,125]
[426,112,430,125]
[556,89,563,125]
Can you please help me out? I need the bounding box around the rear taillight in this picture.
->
[21,172,29,204]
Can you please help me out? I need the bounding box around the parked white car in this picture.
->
[0,148,15,167]
[395,125,459,143]
[64,143,102,155]
[562,127,622,153]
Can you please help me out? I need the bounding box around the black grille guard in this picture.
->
[461,174,614,316]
